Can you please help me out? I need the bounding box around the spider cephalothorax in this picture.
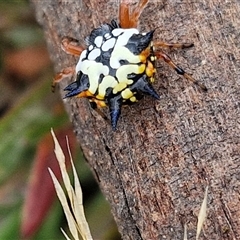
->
[53,0,206,130]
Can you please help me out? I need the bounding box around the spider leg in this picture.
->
[61,37,85,56]
[155,51,207,91]
[119,0,149,28]
[89,101,111,126]
[154,41,194,49]
[52,38,85,91]
[52,66,75,92]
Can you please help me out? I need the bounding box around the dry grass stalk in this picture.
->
[183,186,208,240]
[49,129,93,240]
[196,186,208,240]
[183,223,188,240]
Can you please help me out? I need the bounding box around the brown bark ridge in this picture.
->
[31,0,240,239]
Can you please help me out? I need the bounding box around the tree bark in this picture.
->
[31,0,240,239]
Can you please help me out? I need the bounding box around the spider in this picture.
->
[53,0,206,130]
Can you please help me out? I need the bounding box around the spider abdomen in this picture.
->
[64,20,158,129]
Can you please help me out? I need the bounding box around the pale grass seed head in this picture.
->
[49,129,93,240]
[183,186,208,240]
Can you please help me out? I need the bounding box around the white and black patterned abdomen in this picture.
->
[64,20,159,129]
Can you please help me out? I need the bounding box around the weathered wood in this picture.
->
[31,0,240,239]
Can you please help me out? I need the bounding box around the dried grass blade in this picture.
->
[61,228,72,240]
[183,223,187,240]
[66,137,93,240]
[196,186,208,240]
[48,168,79,240]
[51,128,74,203]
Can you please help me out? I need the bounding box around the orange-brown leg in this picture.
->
[119,0,149,28]
[154,41,194,49]
[52,66,75,92]
[119,0,130,28]
[61,37,85,56]
[52,38,85,91]
[155,51,207,91]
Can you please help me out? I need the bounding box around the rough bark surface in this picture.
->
[31,0,240,239]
